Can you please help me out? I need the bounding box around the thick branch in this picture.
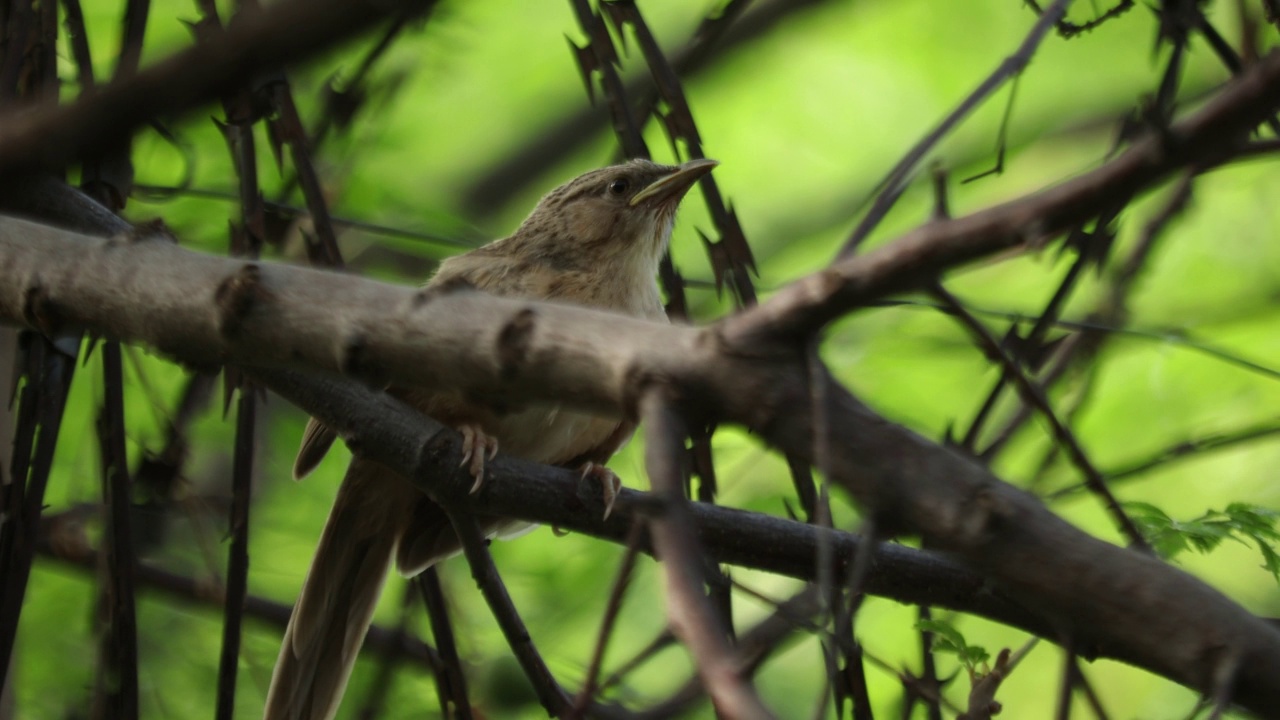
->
[0,0,432,175]
[1,217,1278,714]
[249,365,1042,635]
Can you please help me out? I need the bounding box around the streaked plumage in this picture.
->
[265,158,716,720]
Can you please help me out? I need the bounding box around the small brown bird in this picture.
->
[264,157,717,720]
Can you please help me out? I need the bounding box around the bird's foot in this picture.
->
[579,461,622,520]
[458,424,499,493]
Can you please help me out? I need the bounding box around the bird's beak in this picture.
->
[629,158,719,207]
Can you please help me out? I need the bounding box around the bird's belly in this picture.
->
[399,387,621,468]
[488,404,618,466]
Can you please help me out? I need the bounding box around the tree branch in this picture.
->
[731,49,1280,341]
[640,391,772,719]
[0,0,434,175]
[1,180,1279,714]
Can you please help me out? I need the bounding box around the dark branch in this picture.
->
[0,0,435,176]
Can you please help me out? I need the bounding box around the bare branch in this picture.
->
[570,520,644,718]
[640,391,772,719]
[415,570,474,719]
[0,0,435,175]
[34,529,443,670]
[444,508,572,716]
[835,0,1073,257]
[1,212,1280,713]
[733,49,1280,341]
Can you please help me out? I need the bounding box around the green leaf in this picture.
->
[1122,502,1280,584]
[1257,541,1280,583]
[915,618,990,671]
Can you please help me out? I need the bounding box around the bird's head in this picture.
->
[515,158,717,269]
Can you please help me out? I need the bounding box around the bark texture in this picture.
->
[1,215,1279,715]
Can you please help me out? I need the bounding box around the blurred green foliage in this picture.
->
[9,0,1280,718]
[1126,502,1280,581]
[916,619,991,675]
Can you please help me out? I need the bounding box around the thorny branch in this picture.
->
[574,0,766,664]
[462,0,824,213]
[1,2,1280,717]
[0,0,435,176]
[605,0,758,305]
[930,284,1150,551]
[731,49,1280,342]
[984,175,1196,478]
[4,61,1280,697]
[834,0,1073,257]
[93,341,140,719]
[192,4,270,715]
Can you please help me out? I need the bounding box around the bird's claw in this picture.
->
[580,462,622,520]
[459,424,499,494]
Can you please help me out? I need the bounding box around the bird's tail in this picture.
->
[264,459,417,720]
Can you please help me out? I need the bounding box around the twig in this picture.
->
[59,0,97,94]
[444,508,571,716]
[981,175,1194,460]
[853,644,960,715]
[0,338,77,693]
[567,0,647,158]
[872,299,1280,386]
[628,587,825,720]
[570,520,645,718]
[1024,0,1133,37]
[1189,8,1280,135]
[1064,420,1280,494]
[725,49,1280,342]
[831,520,877,719]
[92,342,140,719]
[842,640,874,720]
[1054,648,1076,720]
[834,0,1074,257]
[275,15,413,202]
[416,569,474,719]
[194,7,267,709]
[931,284,1150,550]
[640,390,774,720]
[0,0,436,175]
[1074,662,1111,720]
[606,0,758,304]
[263,74,345,267]
[958,213,1115,454]
[214,385,255,720]
[914,607,946,720]
[131,183,477,249]
[463,0,817,213]
[34,528,442,665]
[958,640,1037,720]
[597,629,675,695]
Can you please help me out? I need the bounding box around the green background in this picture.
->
[10,0,1280,717]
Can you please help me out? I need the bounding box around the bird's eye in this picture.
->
[608,178,631,196]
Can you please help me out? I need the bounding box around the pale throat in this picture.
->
[614,213,673,320]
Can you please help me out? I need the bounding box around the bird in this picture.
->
[264,157,718,720]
